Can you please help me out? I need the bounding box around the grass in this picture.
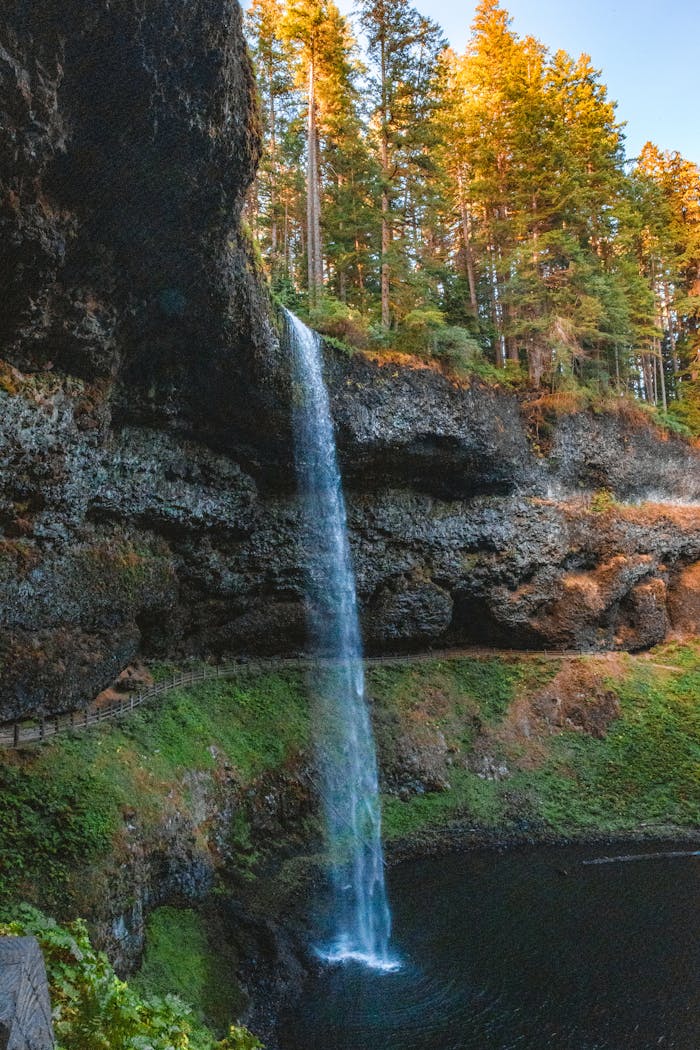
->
[533,661,700,831]
[116,669,309,782]
[1,646,697,909]
[0,753,122,910]
[131,906,244,1035]
[383,768,503,839]
[368,655,558,756]
[0,669,309,909]
[377,644,700,842]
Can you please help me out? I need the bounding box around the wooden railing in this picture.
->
[0,663,271,748]
[0,647,595,750]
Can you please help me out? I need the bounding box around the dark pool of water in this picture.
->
[280,843,700,1049]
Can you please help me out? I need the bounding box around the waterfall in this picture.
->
[285,309,396,971]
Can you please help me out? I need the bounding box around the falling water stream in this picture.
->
[286,309,396,971]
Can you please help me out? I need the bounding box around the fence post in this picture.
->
[13,723,19,747]
[39,718,45,742]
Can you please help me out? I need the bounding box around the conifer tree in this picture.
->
[280,0,369,307]
[281,0,326,302]
[636,144,700,422]
[359,0,446,330]
[441,0,629,385]
[246,0,297,273]
[244,0,699,420]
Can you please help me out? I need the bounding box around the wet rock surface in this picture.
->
[1,1,700,721]
[84,752,317,978]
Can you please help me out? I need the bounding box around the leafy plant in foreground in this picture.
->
[0,906,262,1050]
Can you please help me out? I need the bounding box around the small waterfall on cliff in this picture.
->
[285,309,396,971]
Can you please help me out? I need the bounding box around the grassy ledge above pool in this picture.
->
[0,668,310,910]
[0,645,698,1048]
[1,648,699,913]
[373,643,700,843]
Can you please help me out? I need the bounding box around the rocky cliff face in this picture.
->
[1,0,699,722]
[0,0,281,718]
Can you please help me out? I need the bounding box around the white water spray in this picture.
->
[286,309,396,971]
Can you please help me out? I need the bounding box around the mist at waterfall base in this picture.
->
[286,310,396,971]
[281,843,700,1049]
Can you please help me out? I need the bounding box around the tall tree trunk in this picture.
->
[505,330,519,364]
[381,184,391,327]
[355,234,366,313]
[380,33,391,329]
[267,54,278,259]
[493,235,512,366]
[306,56,323,305]
[488,241,505,368]
[656,338,668,412]
[642,352,655,403]
[662,281,679,397]
[284,199,290,276]
[496,206,518,365]
[457,173,478,316]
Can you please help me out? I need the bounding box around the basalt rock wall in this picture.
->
[1,1,699,721]
[0,0,289,449]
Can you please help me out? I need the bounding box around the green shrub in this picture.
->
[664,375,700,439]
[589,488,616,513]
[0,760,121,908]
[308,296,370,348]
[0,905,262,1050]
[660,403,698,439]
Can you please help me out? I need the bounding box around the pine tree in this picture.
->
[281,0,325,302]
[635,144,700,425]
[313,5,377,310]
[246,0,301,280]
[441,1,629,385]
[244,0,700,416]
[359,0,446,330]
[280,0,370,309]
